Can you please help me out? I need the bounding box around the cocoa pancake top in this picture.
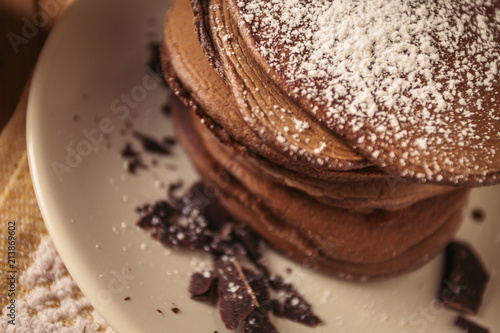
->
[229,0,500,186]
[166,0,377,177]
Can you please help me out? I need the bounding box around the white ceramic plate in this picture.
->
[27,0,500,332]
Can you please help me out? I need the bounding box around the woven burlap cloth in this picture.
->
[0,85,115,333]
[0,2,115,330]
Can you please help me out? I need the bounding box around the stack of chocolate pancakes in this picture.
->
[161,0,500,281]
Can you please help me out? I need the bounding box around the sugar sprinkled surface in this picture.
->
[235,0,500,182]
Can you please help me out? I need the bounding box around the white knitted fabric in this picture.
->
[0,235,115,333]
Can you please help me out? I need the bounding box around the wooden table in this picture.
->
[0,0,69,131]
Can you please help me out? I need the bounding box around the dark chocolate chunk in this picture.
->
[269,275,294,293]
[124,297,131,301]
[268,275,322,327]
[181,182,213,213]
[215,259,258,330]
[243,311,279,333]
[138,191,212,250]
[189,271,217,302]
[233,225,263,264]
[162,103,171,116]
[471,209,485,223]
[171,307,180,314]
[121,142,147,174]
[185,182,228,232]
[154,219,210,250]
[455,316,490,333]
[243,269,270,305]
[133,132,172,155]
[138,181,323,331]
[163,136,177,146]
[439,242,489,315]
[138,183,246,255]
[136,200,177,230]
[121,142,137,158]
[273,293,322,327]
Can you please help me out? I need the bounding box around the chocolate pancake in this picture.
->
[218,191,465,281]
[162,0,372,178]
[179,100,469,263]
[227,0,500,185]
[200,123,457,211]
[171,96,467,281]
[162,0,458,210]
[207,0,367,171]
[159,0,492,283]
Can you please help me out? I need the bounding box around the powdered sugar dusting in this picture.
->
[234,0,500,183]
[293,118,310,132]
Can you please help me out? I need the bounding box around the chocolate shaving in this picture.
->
[185,182,229,232]
[138,183,250,256]
[233,225,263,265]
[269,275,294,293]
[241,270,279,333]
[189,271,217,302]
[243,269,270,305]
[439,241,489,315]
[133,132,173,155]
[163,136,177,146]
[273,293,322,327]
[243,311,279,333]
[471,209,485,223]
[121,143,147,174]
[120,111,177,173]
[215,259,259,330]
[121,142,137,158]
[269,275,322,327]
[138,182,322,331]
[136,200,177,230]
[171,307,181,314]
[455,316,490,333]
[162,103,171,116]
